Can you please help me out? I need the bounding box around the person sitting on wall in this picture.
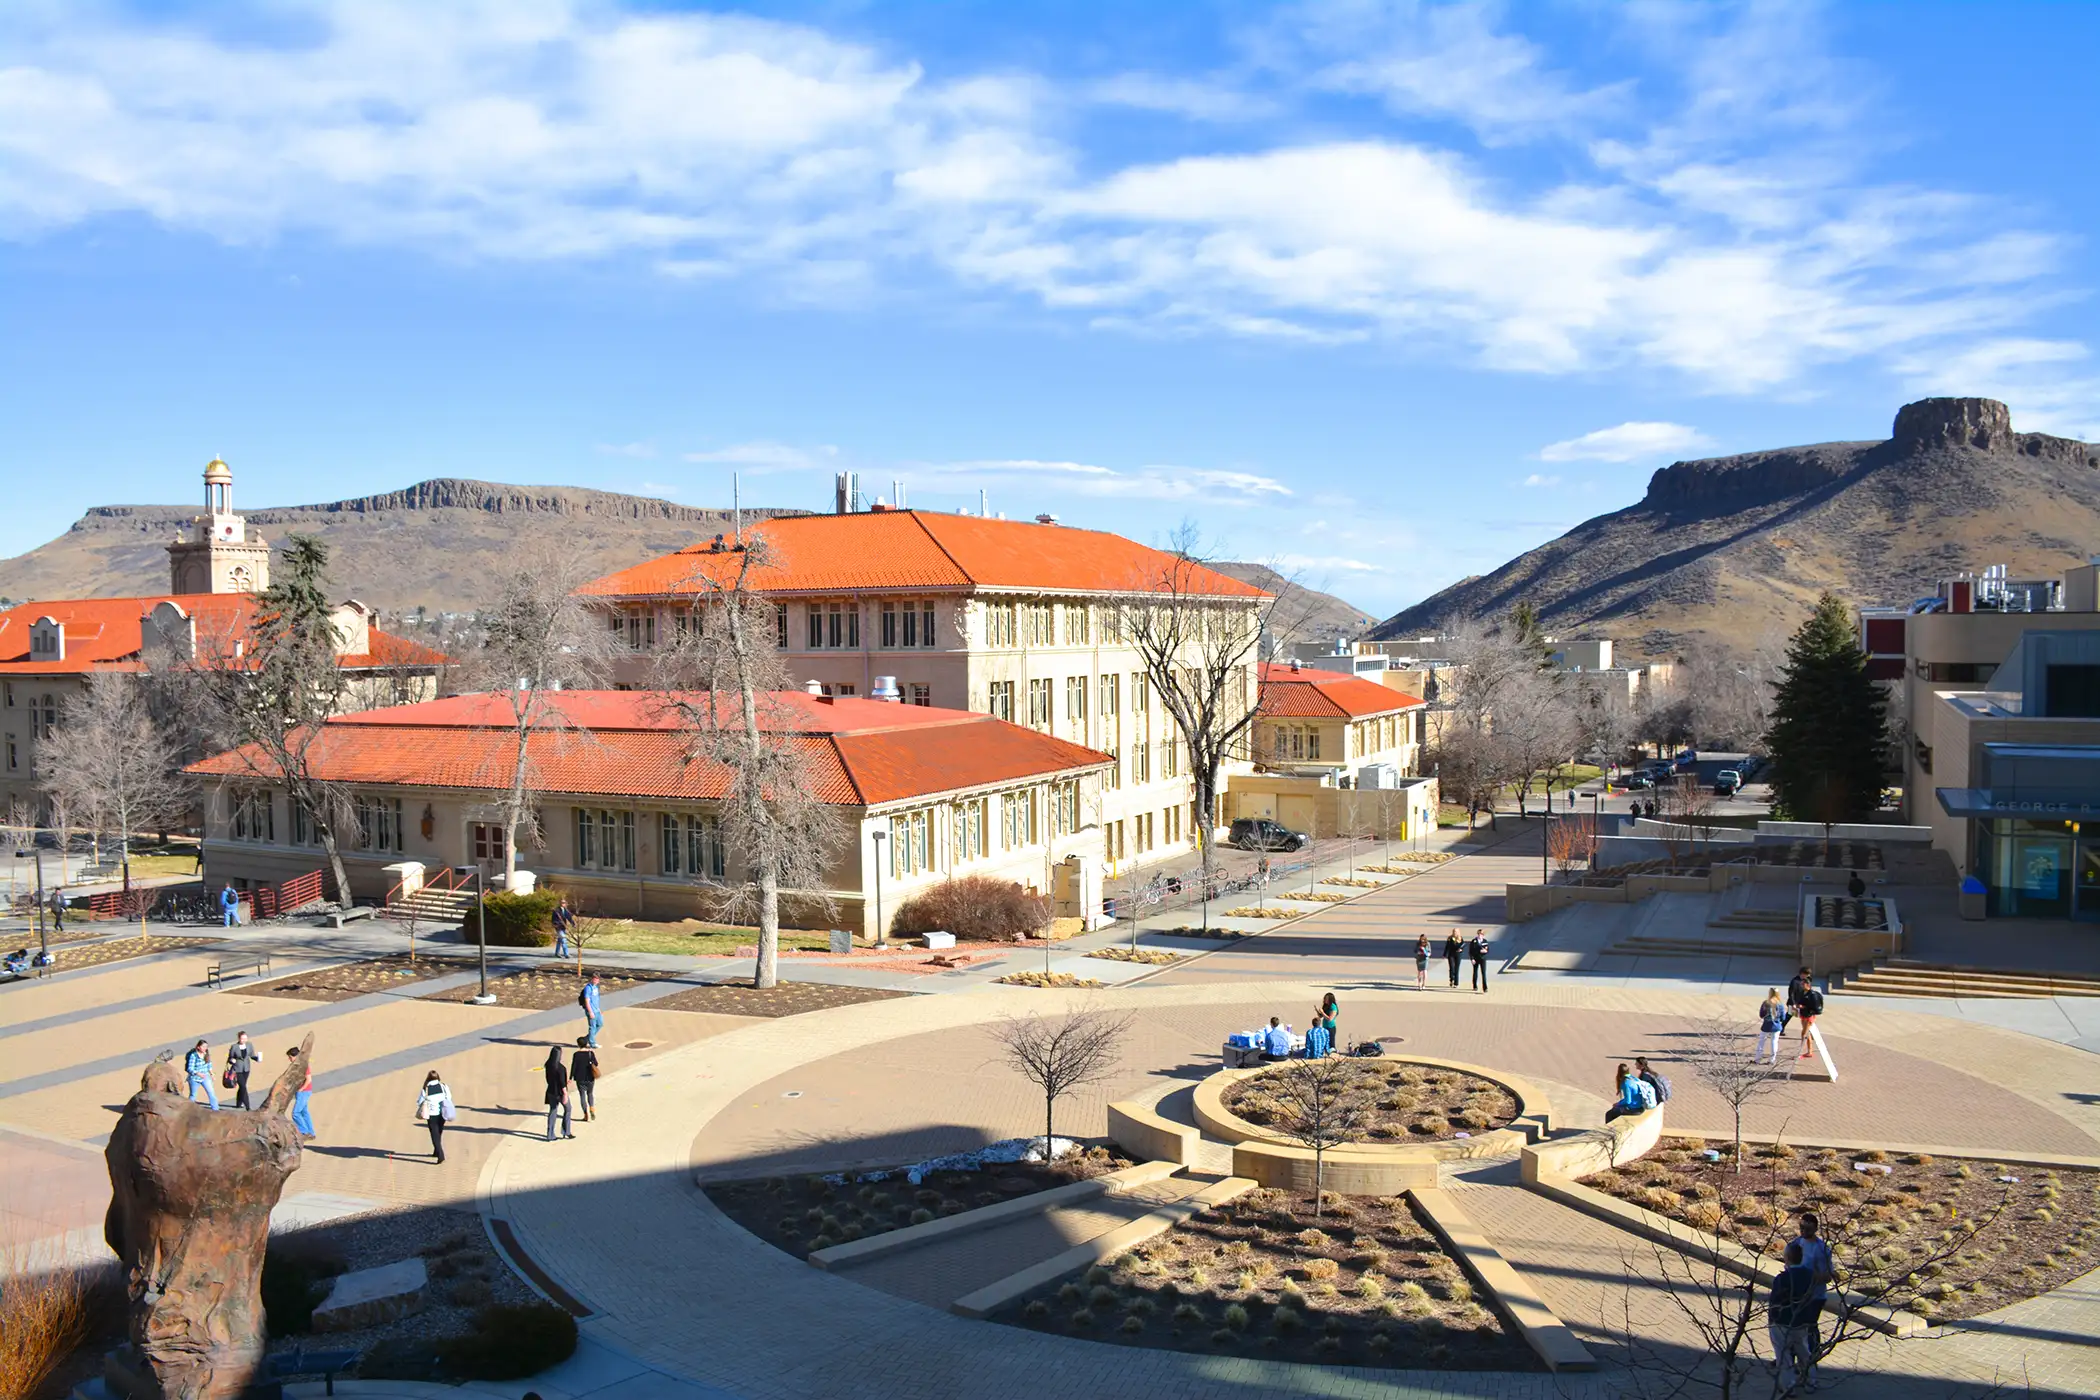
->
[1604,1062,1657,1122]
[3,948,28,976]
[1260,1017,1293,1062]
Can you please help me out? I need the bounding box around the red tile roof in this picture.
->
[187,690,1111,808]
[1257,663,1424,720]
[578,510,1269,600]
[0,594,448,675]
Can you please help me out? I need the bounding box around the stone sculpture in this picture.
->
[102,1035,313,1400]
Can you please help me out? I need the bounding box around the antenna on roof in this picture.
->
[979,488,988,518]
[732,472,741,543]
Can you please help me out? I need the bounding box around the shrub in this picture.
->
[889,875,1051,943]
[910,1208,934,1225]
[1223,1303,1250,1331]
[1120,1315,1144,1334]
[1173,1302,1204,1324]
[0,1260,118,1400]
[463,889,560,947]
[1272,1306,1303,1334]
[1302,1257,1339,1282]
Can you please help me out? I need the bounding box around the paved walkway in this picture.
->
[486,980,2100,1400]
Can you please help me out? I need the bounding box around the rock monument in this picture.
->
[102,1035,313,1400]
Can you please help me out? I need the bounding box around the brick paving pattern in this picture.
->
[639,980,912,1018]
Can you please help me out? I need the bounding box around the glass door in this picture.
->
[2077,842,2100,922]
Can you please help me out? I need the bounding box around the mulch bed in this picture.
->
[244,955,456,1003]
[32,933,221,971]
[1582,1137,2100,1322]
[1085,947,1183,965]
[994,1187,1535,1371]
[994,971,1105,989]
[1223,1061,1518,1142]
[420,963,675,1008]
[637,980,911,1018]
[707,1146,1133,1259]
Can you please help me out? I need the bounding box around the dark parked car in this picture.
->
[1229,818,1310,852]
[1621,773,1655,791]
[1714,770,1742,797]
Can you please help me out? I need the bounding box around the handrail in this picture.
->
[386,865,468,907]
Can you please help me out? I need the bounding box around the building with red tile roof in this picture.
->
[1252,662,1426,778]
[187,690,1115,936]
[581,506,1274,877]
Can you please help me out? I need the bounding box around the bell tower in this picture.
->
[167,457,272,595]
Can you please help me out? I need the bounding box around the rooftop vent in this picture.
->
[805,678,824,695]
[871,675,902,703]
[1035,513,1059,525]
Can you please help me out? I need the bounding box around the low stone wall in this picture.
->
[1105,1101,1200,1166]
[1232,1140,1438,1193]
[1519,1106,1664,1185]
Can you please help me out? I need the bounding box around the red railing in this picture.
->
[252,869,326,918]
[385,865,469,907]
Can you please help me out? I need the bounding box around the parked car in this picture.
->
[1714,770,1742,796]
[1621,773,1655,791]
[1229,818,1311,852]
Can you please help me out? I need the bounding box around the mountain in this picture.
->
[1373,398,2100,656]
[1212,561,1376,641]
[0,479,804,615]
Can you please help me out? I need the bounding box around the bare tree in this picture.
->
[1117,525,1307,928]
[651,539,844,989]
[1657,773,1719,869]
[1576,679,1641,779]
[1492,667,1581,819]
[1678,1018,1791,1172]
[459,548,620,885]
[1546,812,1598,881]
[35,676,191,892]
[1427,621,1530,827]
[1262,1056,1373,1218]
[993,1008,1135,1157]
[568,909,618,979]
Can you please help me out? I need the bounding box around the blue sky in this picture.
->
[3,0,2096,617]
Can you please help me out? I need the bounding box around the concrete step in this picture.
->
[1707,911,1796,931]
[1606,936,1793,959]
[387,889,474,921]
[1834,962,2100,999]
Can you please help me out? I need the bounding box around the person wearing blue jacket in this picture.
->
[183,1040,220,1109]
[219,884,242,927]
[1603,1063,1655,1122]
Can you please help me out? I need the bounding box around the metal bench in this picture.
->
[264,1346,360,1395]
[327,906,378,929]
[205,952,271,988]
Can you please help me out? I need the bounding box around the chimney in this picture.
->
[805,678,824,695]
[871,675,902,703]
[833,472,861,514]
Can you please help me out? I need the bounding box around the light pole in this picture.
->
[457,865,495,1004]
[870,830,887,949]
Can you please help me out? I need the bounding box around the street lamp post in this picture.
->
[457,865,495,1005]
[870,830,887,949]
[29,842,49,961]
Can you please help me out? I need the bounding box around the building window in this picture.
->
[1135,812,1154,854]
[576,808,635,871]
[2,682,11,707]
[1133,733,1151,783]
[1025,604,1056,647]
[1098,673,1119,717]
[1064,605,1090,646]
[353,795,404,853]
[881,602,897,648]
[1106,820,1125,862]
[3,735,14,771]
[910,683,931,706]
[1103,746,1121,790]
[1160,737,1180,778]
[231,789,274,843]
[913,604,935,648]
[985,603,1018,648]
[987,680,1015,721]
[889,808,932,876]
[952,797,988,862]
[37,695,57,740]
[470,822,507,863]
[775,605,789,649]
[1027,678,1053,729]
[1002,790,1036,849]
[1165,805,1182,845]
[661,813,724,878]
[625,612,654,651]
[1050,779,1079,836]
[807,606,824,649]
[1131,673,1149,713]
[1065,676,1088,733]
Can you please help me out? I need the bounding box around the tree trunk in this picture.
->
[1046,1097,1055,1160]
[1313,1147,1324,1218]
[755,868,780,990]
[504,724,530,885]
[318,827,353,909]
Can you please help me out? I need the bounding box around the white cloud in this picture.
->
[0,0,2083,399]
[913,458,1292,504]
[1538,421,1714,463]
[682,441,840,471]
[1521,473,1561,487]
[1897,339,2100,443]
[1268,552,1385,574]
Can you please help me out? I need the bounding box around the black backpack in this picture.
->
[1353,1041,1384,1058]
[578,987,591,1011]
[1803,987,1825,1017]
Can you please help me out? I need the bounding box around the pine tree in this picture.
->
[1764,593,1887,823]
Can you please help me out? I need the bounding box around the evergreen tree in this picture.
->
[1764,593,1887,823]
[1508,600,1553,668]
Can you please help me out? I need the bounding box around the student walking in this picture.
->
[579,973,603,1047]
[219,883,242,928]
[571,1039,600,1121]
[1767,1238,1823,1397]
[227,1031,258,1110]
[551,897,575,960]
[1469,930,1491,992]
[49,886,66,935]
[543,1046,575,1140]
[1788,968,1825,1059]
[1756,989,1788,1065]
[416,1070,455,1163]
[288,1046,316,1138]
[183,1040,219,1109]
[1443,930,1463,987]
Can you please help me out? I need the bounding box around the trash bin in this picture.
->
[829,928,854,955]
[1958,874,1986,921]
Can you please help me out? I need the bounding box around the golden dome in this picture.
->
[204,456,232,481]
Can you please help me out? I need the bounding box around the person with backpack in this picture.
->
[579,972,603,1047]
[1412,933,1429,989]
[543,1045,575,1140]
[1634,1056,1672,1107]
[1469,929,1491,992]
[219,883,242,928]
[1767,1237,1823,1395]
[415,1069,456,1162]
[226,1031,259,1110]
[570,1038,600,1122]
[48,886,66,934]
[1604,1063,1656,1122]
[551,896,575,960]
[1756,989,1788,1065]
[1443,930,1463,988]
[1793,975,1826,1060]
[183,1039,219,1110]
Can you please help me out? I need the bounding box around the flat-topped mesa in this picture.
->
[1892,396,2015,453]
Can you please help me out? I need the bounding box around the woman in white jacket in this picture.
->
[415,1071,456,1163]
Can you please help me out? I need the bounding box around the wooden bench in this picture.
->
[264,1347,360,1395]
[327,906,378,929]
[205,952,271,988]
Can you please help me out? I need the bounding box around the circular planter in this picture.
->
[1191,1056,1551,1194]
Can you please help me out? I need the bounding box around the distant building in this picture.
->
[0,459,448,821]
[188,690,1114,937]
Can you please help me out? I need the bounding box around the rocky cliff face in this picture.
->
[1375,398,2100,656]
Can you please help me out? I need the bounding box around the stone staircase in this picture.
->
[385,885,476,924]
[1604,934,1795,959]
[1706,907,1797,935]
[1831,958,2100,999]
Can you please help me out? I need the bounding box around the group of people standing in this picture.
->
[1409,929,1491,992]
[1755,969,1827,1065]
[180,1032,315,1136]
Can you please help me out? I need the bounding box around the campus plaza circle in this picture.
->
[484,979,2100,1400]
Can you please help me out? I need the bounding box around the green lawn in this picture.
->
[583,921,836,957]
[1543,764,1604,792]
